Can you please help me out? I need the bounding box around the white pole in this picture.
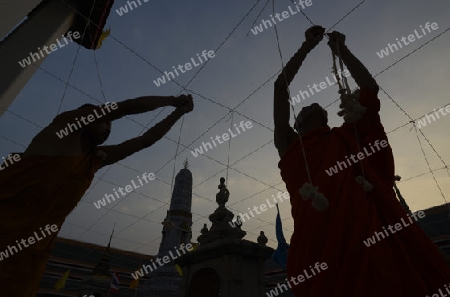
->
[0,0,76,117]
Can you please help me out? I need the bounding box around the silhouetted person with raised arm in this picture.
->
[0,94,193,296]
[273,26,450,296]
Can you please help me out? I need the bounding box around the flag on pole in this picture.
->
[130,259,142,289]
[272,204,290,269]
[110,271,120,292]
[96,27,111,49]
[54,269,70,290]
[175,243,198,276]
[175,264,183,276]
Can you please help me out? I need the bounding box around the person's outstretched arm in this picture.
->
[53,95,189,125]
[327,31,382,131]
[274,25,324,158]
[327,31,378,92]
[98,96,193,167]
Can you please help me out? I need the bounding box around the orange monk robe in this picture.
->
[278,89,450,296]
[0,151,103,296]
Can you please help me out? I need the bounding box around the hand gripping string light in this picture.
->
[332,42,366,124]
[331,39,373,192]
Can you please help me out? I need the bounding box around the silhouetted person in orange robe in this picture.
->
[273,26,450,296]
[0,94,193,296]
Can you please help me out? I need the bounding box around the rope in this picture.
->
[225,111,234,186]
[331,48,344,91]
[55,43,82,114]
[272,0,313,184]
[93,51,107,103]
[374,25,450,78]
[286,0,315,26]
[332,40,365,178]
[326,0,367,33]
[379,86,450,177]
[413,124,448,203]
[399,166,448,183]
[246,0,271,37]
[56,0,98,114]
[178,0,264,94]
[170,115,185,195]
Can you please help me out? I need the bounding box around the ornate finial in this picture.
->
[201,223,209,235]
[257,231,268,245]
[184,158,189,169]
[216,177,229,206]
[218,177,226,190]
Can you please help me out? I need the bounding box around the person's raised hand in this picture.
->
[327,31,346,53]
[305,25,325,48]
[175,94,193,114]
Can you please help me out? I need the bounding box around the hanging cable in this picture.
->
[56,0,98,114]
[413,124,448,203]
[332,38,373,192]
[286,0,315,26]
[225,111,234,186]
[93,51,107,103]
[272,0,313,185]
[272,0,329,211]
[246,0,271,37]
[170,116,186,195]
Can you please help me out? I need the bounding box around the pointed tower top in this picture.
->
[216,177,229,206]
[184,158,189,169]
[91,224,115,277]
[169,167,193,212]
[105,222,115,253]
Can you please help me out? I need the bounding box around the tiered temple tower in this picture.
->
[140,164,193,297]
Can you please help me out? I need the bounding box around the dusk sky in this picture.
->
[1,0,449,258]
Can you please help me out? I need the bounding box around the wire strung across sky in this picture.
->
[0,0,448,257]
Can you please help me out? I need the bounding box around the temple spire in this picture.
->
[91,224,115,277]
[79,224,114,296]
[105,222,115,255]
[141,167,193,297]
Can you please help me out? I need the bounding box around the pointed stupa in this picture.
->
[79,227,114,297]
[140,165,193,297]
